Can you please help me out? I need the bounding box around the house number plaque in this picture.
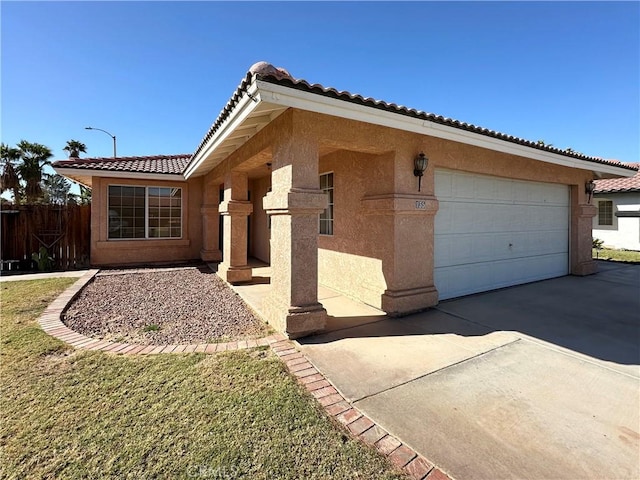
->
[415,200,426,210]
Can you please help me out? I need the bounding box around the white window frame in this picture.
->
[319,171,334,236]
[107,184,183,240]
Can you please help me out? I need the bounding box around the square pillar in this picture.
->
[200,181,222,261]
[571,196,598,276]
[262,134,328,338]
[218,172,253,284]
[362,193,440,315]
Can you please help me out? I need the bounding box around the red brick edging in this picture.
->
[270,340,455,480]
[38,271,453,480]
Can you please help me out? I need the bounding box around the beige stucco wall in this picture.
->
[250,175,271,263]
[303,110,596,309]
[90,176,203,266]
[317,150,393,307]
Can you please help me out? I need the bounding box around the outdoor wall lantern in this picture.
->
[414,152,428,192]
[585,179,596,204]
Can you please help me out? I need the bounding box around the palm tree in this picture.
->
[1,143,22,204]
[16,140,53,203]
[63,140,87,159]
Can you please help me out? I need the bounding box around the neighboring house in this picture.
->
[53,61,636,338]
[592,165,640,251]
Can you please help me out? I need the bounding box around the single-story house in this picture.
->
[592,165,640,251]
[54,61,637,338]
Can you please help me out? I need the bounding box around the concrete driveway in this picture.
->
[298,261,640,480]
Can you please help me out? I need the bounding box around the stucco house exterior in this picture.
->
[592,165,640,251]
[54,62,637,338]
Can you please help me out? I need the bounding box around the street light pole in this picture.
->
[85,126,117,158]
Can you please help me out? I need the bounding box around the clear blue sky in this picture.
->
[2,1,639,170]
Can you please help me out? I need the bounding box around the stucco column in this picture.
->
[262,135,328,339]
[218,172,253,284]
[571,195,598,276]
[360,147,440,315]
[362,193,440,314]
[200,181,222,262]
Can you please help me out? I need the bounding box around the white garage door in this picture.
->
[435,169,569,300]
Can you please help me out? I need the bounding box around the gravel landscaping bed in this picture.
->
[63,266,269,345]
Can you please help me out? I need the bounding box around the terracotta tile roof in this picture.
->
[594,163,640,193]
[53,154,191,175]
[190,63,636,173]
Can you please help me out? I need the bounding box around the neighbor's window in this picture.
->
[597,200,613,226]
[108,185,182,239]
[319,172,334,235]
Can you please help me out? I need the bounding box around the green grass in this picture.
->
[593,248,640,263]
[0,279,405,479]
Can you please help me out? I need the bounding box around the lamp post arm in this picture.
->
[85,126,117,158]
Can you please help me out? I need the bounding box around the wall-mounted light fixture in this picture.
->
[585,179,596,204]
[414,152,428,192]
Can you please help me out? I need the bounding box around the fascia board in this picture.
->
[54,167,184,183]
[184,81,262,179]
[256,80,635,178]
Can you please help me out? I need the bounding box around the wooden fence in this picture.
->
[1,204,91,271]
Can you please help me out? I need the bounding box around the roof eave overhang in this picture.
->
[54,167,185,188]
[186,77,636,180]
[184,79,289,179]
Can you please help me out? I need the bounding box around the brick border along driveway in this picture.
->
[36,270,454,480]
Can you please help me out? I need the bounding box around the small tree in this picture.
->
[78,184,92,205]
[63,140,87,159]
[43,173,71,205]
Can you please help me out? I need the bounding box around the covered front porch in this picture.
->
[195,107,440,338]
[217,259,387,335]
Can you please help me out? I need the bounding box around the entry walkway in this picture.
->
[0,269,92,282]
[229,261,388,333]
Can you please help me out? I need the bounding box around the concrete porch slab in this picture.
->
[230,262,390,335]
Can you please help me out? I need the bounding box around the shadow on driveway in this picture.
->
[301,261,640,366]
[297,261,640,480]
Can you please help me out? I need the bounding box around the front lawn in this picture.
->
[0,279,404,479]
[592,248,640,263]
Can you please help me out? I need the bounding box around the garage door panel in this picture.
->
[435,253,569,300]
[435,170,569,300]
[475,176,498,200]
[435,171,454,199]
[439,202,567,235]
[436,230,567,267]
[453,173,477,200]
